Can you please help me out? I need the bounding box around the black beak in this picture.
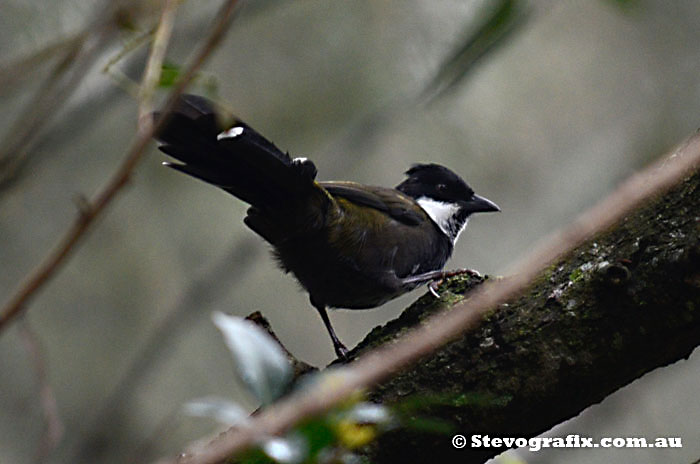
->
[464,193,500,214]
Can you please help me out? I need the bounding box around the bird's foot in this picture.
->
[428,280,442,298]
[334,341,350,361]
[428,268,482,299]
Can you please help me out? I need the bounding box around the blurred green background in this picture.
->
[1,0,699,463]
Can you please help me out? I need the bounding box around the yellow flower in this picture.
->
[334,420,377,449]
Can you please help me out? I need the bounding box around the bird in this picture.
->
[153,94,499,359]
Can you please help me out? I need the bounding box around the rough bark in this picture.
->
[345,171,700,463]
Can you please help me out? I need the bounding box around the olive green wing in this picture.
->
[321,181,424,226]
[319,181,449,280]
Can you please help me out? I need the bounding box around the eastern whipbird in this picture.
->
[154,95,499,359]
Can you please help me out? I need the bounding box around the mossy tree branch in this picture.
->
[350,170,700,463]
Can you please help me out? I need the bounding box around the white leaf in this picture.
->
[262,434,307,464]
[212,312,292,405]
[346,402,391,424]
[183,396,249,426]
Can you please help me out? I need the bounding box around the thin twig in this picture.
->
[102,25,158,99]
[164,131,700,464]
[0,0,241,333]
[138,0,180,132]
[103,26,157,75]
[17,319,64,463]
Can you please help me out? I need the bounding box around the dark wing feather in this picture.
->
[317,181,452,285]
[321,182,423,226]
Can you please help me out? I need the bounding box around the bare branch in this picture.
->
[163,131,700,464]
[0,0,241,333]
[138,0,180,133]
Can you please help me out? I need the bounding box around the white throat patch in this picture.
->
[416,196,467,243]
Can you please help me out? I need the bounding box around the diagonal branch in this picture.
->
[0,0,241,333]
[163,131,700,464]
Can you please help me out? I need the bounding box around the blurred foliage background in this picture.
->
[1,0,699,463]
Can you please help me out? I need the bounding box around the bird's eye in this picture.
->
[436,183,447,192]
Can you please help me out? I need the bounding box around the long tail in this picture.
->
[154,94,318,210]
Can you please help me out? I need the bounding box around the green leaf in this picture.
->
[296,419,337,457]
[159,62,181,88]
[235,447,277,464]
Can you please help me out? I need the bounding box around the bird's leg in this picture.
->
[311,299,349,360]
[401,268,482,298]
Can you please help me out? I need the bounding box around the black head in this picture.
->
[397,164,470,202]
[396,163,499,242]
[396,163,499,214]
